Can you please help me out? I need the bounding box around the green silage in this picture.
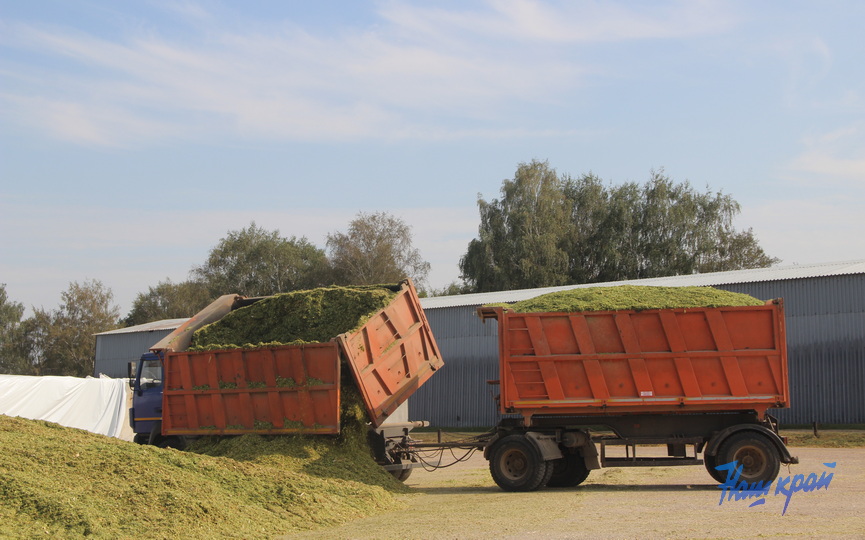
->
[188,285,399,351]
[495,285,764,313]
[0,413,405,539]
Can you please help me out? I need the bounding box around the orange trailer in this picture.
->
[477,299,797,492]
[481,300,788,420]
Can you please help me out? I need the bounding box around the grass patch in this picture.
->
[782,429,865,448]
[493,285,764,313]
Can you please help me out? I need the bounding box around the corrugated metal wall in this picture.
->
[411,275,865,426]
[409,306,502,427]
[717,276,865,425]
[94,329,174,378]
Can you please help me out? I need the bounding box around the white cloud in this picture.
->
[788,125,865,182]
[380,0,736,44]
[0,1,740,146]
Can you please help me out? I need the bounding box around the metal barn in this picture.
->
[94,318,187,378]
[412,260,865,427]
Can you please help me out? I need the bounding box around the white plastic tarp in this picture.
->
[0,374,130,439]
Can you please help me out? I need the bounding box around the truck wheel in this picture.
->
[703,453,728,484]
[157,436,186,450]
[547,453,590,488]
[489,434,549,492]
[716,432,780,484]
[389,467,413,482]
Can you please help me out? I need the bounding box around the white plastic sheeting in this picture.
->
[0,374,131,439]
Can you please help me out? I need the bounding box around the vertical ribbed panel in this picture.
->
[413,275,865,426]
[409,306,502,427]
[718,277,865,424]
[94,330,175,378]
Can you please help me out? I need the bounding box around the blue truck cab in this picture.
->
[129,352,164,445]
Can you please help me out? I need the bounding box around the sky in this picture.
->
[1,0,864,317]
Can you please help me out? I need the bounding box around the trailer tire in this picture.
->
[390,467,413,482]
[703,453,728,484]
[716,431,780,484]
[547,453,590,488]
[489,434,550,492]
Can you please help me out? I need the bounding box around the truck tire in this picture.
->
[547,453,590,488]
[489,434,550,492]
[716,432,781,484]
[703,453,728,484]
[390,467,413,482]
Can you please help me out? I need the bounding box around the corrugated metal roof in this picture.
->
[96,318,189,336]
[420,259,865,309]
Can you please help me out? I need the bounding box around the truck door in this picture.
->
[131,353,163,443]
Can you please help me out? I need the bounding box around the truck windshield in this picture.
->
[140,358,162,387]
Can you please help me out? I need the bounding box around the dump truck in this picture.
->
[129,279,443,479]
[467,298,797,491]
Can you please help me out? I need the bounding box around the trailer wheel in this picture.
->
[703,453,727,484]
[716,432,780,484]
[547,453,590,488]
[489,434,549,492]
[390,467,413,482]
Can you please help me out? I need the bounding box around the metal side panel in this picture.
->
[162,342,341,435]
[338,279,445,427]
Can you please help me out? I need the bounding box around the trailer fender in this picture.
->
[705,424,798,465]
[484,431,564,462]
[560,430,601,470]
[525,432,564,462]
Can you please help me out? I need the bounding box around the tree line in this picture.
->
[0,163,778,377]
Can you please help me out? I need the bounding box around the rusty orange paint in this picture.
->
[479,300,788,421]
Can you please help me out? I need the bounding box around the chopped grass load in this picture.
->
[493,285,764,313]
[0,404,406,538]
[188,285,399,351]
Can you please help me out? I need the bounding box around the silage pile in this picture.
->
[0,409,406,539]
[0,284,415,537]
[496,285,764,313]
[188,284,399,351]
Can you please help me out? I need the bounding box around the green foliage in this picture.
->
[493,285,764,313]
[193,221,330,298]
[0,414,404,538]
[327,212,430,288]
[27,280,120,377]
[460,161,779,292]
[461,161,571,292]
[123,279,211,326]
[189,284,398,351]
[0,284,31,375]
[426,281,474,297]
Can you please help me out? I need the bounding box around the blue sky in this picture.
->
[2,0,864,316]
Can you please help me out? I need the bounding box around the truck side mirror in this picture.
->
[128,361,136,388]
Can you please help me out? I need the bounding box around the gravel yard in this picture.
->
[283,446,865,539]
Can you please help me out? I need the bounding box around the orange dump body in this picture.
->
[154,280,443,436]
[479,300,788,421]
[163,343,342,435]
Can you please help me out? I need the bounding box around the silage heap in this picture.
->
[188,285,398,351]
[1,284,412,538]
[495,285,764,313]
[0,414,405,539]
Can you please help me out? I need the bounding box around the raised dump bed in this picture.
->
[150,279,443,436]
[479,298,788,421]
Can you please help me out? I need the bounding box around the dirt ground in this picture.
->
[281,447,865,539]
